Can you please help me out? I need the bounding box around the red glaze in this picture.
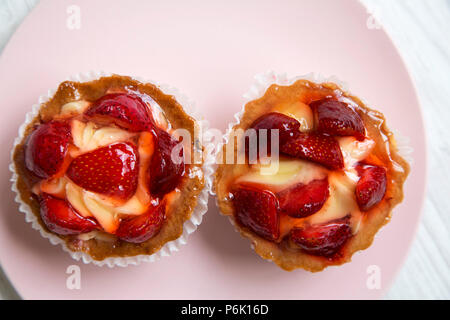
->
[290,216,352,258]
[310,98,365,141]
[248,112,301,156]
[85,93,153,132]
[280,132,344,170]
[67,142,139,200]
[24,120,71,179]
[232,185,280,241]
[355,164,387,211]
[148,128,185,197]
[39,193,99,235]
[115,201,166,243]
[277,178,329,218]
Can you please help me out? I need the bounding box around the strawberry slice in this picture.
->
[232,185,280,241]
[310,98,365,141]
[25,120,72,179]
[290,216,352,257]
[355,164,387,211]
[148,129,185,197]
[67,142,139,200]
[277,178,329,218]
[280,132,344,170]
[249,112,301,155]
[85,93,153,132]
[39,193,99,235]
[115,201,166,243]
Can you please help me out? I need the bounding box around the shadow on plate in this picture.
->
[196,196,266,262]
[1,164,62,262]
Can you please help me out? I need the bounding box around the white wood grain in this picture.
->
[0,0,448,299]
[362,0,450,300]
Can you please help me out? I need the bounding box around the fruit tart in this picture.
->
[214,75,410,272]
[11,74,207,265]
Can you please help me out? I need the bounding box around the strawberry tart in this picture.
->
[12,74,206,263]
[214,77,410,272]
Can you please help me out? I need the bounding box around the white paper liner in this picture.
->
[213,70,414,195]
[10,71,215,267]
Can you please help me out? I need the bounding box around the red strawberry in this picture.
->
[24,120,72,179]
[39,193,99,235]
[355,164,387,211]
[67,142,139,200]
[248,112,301,156]
[148,128,185,197]
[115,201,166,243]
[290,216,352,257]
[232,185,280,241]
[310,98,365,141]
[85,93,153,132]
[277,179,329,218]
[280,132,344,170]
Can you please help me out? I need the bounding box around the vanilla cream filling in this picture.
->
[61,101,89,117]
[308,172,358,225]
[70,120,135,156]
[338,137,375,169]
[237,158,327,192]
[272,101,314,132]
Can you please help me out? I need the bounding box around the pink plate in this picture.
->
[0,0,426,299]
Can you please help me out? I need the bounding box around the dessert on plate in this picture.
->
[11,74,206,264]
[214,75,410,272]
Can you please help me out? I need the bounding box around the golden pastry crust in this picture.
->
[12,74,205,260]
[214,79,410,272]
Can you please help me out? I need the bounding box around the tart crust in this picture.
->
[12,74,205,261]
[214,79,410,272]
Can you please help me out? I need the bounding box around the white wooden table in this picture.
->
[0,0,448,299]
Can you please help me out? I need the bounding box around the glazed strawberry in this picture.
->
[280,133,344,170]
[277,179,329,218]
[24,120,71,179]
[310,98,365,141]
[116,201,166,243]
[67,142,139,200]
[39,193,99,235]
[290,216,352,257]
[249,112,301,155]
[85,93,153,132]
[233,186,280,241]
[355,164,387,211]
[148,129,185,197]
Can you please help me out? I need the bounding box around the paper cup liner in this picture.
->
[10,71,215,267]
